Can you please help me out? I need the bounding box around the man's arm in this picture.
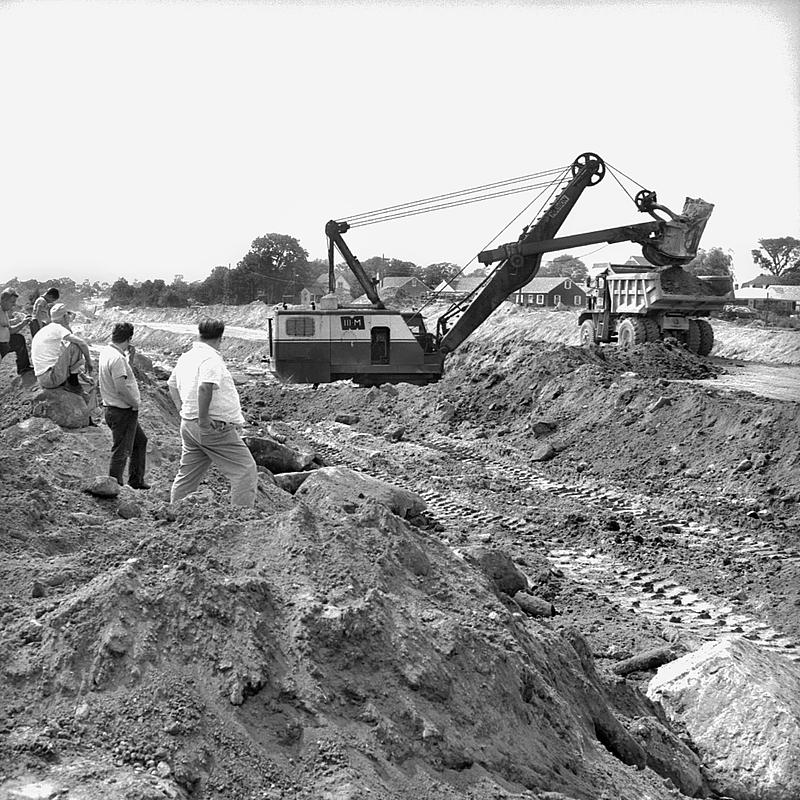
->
[64,333,93,373]
[197,382,215,431]
[9,314,32,334]
[167,373,182,413]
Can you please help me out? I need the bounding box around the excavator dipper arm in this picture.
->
[437,152,606,354]
[325,219,384,309]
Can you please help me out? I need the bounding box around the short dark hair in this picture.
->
[198,318,225,340]
[44,287,60,300]
[111,322,135,343]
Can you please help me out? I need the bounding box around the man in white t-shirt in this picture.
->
[31,303,93,392]
[167,318,257,507]
[98,322,149,489]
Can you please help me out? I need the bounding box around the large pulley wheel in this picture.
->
[571,152,605,185]
[635,189,657,213]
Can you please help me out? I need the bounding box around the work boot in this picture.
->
[129,482,151,490]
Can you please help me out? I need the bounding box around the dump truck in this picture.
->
[578,264,734,355]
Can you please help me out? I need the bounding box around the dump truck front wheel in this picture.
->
[580,319,596,346]
[617,317,647,349]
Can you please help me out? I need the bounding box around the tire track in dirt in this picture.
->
[301,423,800,663]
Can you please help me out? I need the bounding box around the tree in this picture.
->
[236,233,311,304]
[105,277,136,307]
[362,256,418,279]
[539,254,587,280]
[683,247,733,277]
[751,237,800,278]
[421,262,461,289]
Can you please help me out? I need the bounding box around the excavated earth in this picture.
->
[0,302,799,800]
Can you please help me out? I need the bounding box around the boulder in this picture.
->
[31,388,90,429]
[531,443,556,462]
[273,471,313,494]
[245,436,315,473]
[627,716,705,797]
[295,466,425,519]
[464,547,528,596]
[647,636,800,800]
[84,476,121,498]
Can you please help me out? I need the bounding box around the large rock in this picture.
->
[245,436,315,473]
[294,466,425,519]
[647,636,800,800]
[31,388,90,429]
[463,547,528,596]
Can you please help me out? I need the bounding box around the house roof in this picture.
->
[518,277,584,293]
[379,276,430,290]
[740,274,792,288]
[625,255,657,267]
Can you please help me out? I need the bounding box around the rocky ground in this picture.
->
[0,303,798,800]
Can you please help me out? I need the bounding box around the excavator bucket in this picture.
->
[644,197,714,266]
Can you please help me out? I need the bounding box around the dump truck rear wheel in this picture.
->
[696,319,714,356]
[643,319,661,342]
[686,319,701,353]
[617,318,647,349]
[580,319,596,346]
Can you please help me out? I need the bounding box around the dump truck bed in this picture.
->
[605,266,734,315]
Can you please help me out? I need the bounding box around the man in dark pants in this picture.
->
[0,287,34,376]
[98,322,150,489]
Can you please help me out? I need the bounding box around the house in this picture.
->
[300,269,354,306]
[733,284,800,313]
[377,275,430,302]
[513,276,587,308]
[433,275,486,300]
[738,274,792,289]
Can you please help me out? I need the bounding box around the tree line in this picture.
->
[9,235,798,311]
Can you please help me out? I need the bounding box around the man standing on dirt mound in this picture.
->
[167,317,258,507]
[98,322,150,489]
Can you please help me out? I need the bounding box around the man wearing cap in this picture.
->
[31,303,93,392]
[0,287,34,376]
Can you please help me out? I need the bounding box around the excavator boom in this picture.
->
[437,152,606,354]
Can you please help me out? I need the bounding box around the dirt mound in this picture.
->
[2,375,690,800]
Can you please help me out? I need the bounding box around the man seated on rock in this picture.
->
[31,303,94,393]
[0,287,34,378]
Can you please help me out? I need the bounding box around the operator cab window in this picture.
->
[286,317,315,336]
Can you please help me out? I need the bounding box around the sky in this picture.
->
[1,0,798,288]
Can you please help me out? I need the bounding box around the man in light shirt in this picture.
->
[0,287,34,377]
[167,318,257,507]
[31,303,93,392]
[98,322,150,489]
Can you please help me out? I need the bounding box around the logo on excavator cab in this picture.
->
[340,315,366,331]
